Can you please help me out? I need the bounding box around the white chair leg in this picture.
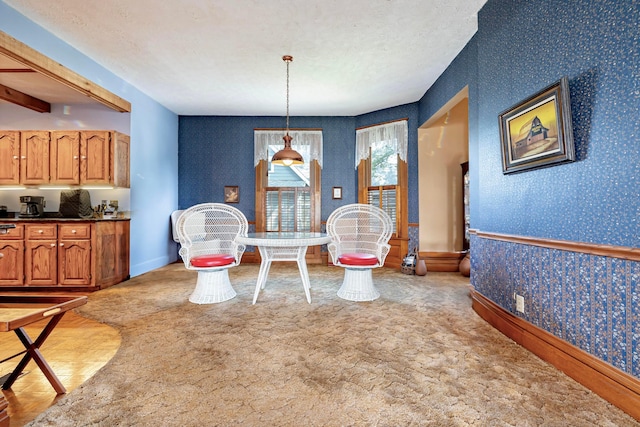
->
[337,268,380,301]
[189,269,236,304]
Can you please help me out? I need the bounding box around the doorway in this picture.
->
[417,87,469,271]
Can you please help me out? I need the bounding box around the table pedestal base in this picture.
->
[337,268,380,301]
[190,269,237,304]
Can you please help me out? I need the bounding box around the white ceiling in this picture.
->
[2,0,487,116]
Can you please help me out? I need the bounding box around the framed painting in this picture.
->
[224,186,239,203]
[499,76,575,174]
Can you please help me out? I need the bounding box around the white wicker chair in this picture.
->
[176,203,248,304]
[326,203,393,301]
[171,209,185,243]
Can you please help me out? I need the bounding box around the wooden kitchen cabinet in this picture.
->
[25,223,58,286]
[81,130,111,185]
[94,220,130,287]
[0,130,130,188]
[112,132,130,188]
[81,130,129,187]
[0,224,24,286]
[0,220,130,290]
[58,223,92,286]
[20,131,51,185]
[50,130,81,185]
[0,131,20,185]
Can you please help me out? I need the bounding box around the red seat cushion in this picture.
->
[338,252,378,266]
[190,254,235,268]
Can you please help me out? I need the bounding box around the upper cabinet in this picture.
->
[0,131,20,185]
[112,132,130,188]
[0,129,130,188]
[81,130,113,185]
[81,130,130,187]
[20,131,51,185]
[51,131,80,184]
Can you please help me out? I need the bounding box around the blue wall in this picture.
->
[475,0,638,246]
[179,104,419,223]
[418,0,639,378]
[0,1,180,276]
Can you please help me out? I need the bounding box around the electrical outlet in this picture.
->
[516,294,525,313]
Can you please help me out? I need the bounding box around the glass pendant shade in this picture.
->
[272,134,303,166]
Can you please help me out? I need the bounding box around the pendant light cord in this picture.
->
[285,57,290,132]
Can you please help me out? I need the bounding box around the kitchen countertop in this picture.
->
[0,215,129,222]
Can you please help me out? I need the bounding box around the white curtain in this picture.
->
[355,120,408,169]
[254,130,323,168]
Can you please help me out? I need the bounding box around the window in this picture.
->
[254,130,322,234]
[367,185,397,233]
[265,188,310,231]
[265,141,311,232]
[370,139,397,186]
[356,120,408,237]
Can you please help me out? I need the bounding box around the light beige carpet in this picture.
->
[29,263,638,426]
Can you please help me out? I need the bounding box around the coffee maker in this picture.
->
[19,196,45,218]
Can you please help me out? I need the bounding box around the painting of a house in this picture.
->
[512,115,558,159]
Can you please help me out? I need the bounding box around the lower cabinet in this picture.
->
[58,223,92,286]
[94,220,130,288]
[25,223,58,286]
[0,225,24,285]
[0,220,129,290]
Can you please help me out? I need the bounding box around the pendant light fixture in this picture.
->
[271,55,304,166]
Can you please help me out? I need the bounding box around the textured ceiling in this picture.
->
[3,0,487,116]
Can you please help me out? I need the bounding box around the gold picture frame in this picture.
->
[499,76,575,174]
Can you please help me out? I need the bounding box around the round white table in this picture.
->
[235,232,331,304]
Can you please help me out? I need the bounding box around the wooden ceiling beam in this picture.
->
[0,68,36,73]
[0,82,50,113]
[0,31,131,113]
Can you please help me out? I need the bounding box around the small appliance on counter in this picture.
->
[59,189,93,218]
[0,205,8,218]
[19,196,45,218]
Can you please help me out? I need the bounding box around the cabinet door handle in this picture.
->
[13,155,18,159]
[74,156,79,159]
[59,243,65,247]
[0,253,3,258]
[50,243,56,247]
[38,230,44,234]
[71,229,77,234]
[21,156,26,159]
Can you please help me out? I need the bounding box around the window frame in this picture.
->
[358,154,408,240]
[356,120,409,268]
[255,158,322,261]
